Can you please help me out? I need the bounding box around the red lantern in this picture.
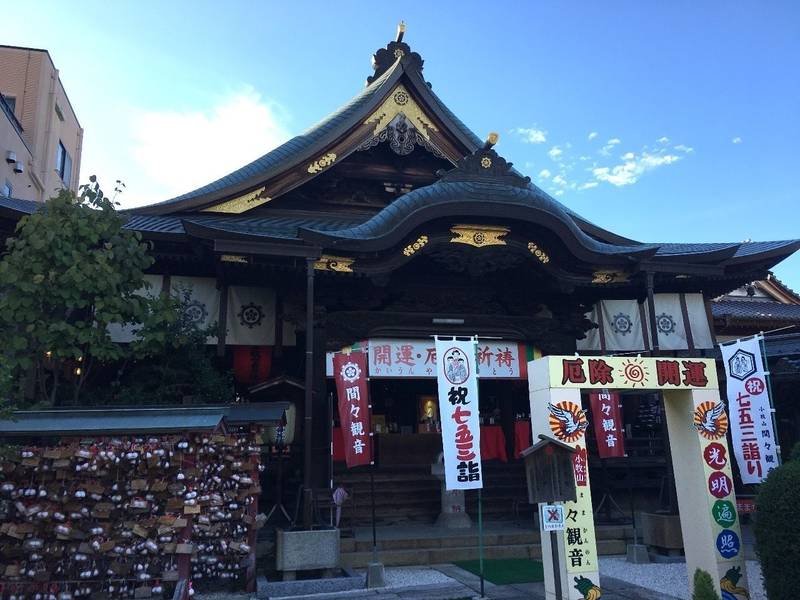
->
[233,346,272,385]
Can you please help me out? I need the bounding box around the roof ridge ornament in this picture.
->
[437,133,532,189]
[367,21,424,86]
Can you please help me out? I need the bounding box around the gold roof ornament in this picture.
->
[486,132,499,148]
[313,255,355,273]
[201,186,270,214]
[592,270,630,284]
[364,84,438,141]
[450,224,509,248]
[396,21,406,42]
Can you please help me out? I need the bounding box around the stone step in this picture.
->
[339,526,632,554]
[340,538,627,568]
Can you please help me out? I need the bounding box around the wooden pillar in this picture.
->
[302,258,315,529]
[645,271,659,353]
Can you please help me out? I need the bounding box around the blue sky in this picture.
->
[5,1,800,287]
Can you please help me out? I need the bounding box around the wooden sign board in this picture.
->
[520,434,577,504]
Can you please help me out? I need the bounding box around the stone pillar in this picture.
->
[431,457,472,528]
[529,359,601,600]
[663,389,750,599]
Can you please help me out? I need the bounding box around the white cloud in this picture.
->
[539,169,551,179]
[101,87,291,207]
[579,182,599,190]
[606,138,621,146]
[553,190,565,197]
[657,136,670,144]
[588,132,598,140]
[513,127,547,144]
[674,144,694,153]
[622,152,635,160]
[552,174,567,186]
[599,138,622,156]
[592,152,681,187]
[548,146,563,160]
[732,136,742,144]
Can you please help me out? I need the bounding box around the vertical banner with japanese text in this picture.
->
[589,391,626,458]
[333,350,372,468]
[436,337,483,490]
[720,337,779,483]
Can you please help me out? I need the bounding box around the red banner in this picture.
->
[333,350,372,468]
[589,391,626,458]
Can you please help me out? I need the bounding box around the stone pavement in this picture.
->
[260,564,682,600]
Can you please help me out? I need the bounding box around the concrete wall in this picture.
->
[0,102,37,201]
[0,46,83,200]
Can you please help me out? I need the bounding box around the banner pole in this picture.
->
[478,487,485,598]
[370,463,377,561]
[758,334,782,465]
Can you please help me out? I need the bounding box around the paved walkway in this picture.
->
[260,564,682,600]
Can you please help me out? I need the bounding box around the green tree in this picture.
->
[754,446,800,600]
[110,286,234,405]
[0,177,162,407]
[691,569,721,600]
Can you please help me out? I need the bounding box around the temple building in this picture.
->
[0,25,798,553]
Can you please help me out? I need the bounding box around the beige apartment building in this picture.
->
[0,45,83,202]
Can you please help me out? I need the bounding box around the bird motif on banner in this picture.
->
[548,402,589,443]
[694,402,727,439]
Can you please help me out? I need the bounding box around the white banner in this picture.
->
[720,336,779,483]
[324,338,526,378]
[171,276,220,344]
[436,337,483,490]
[225,286,276,346]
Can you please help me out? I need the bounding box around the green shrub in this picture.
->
[692,569,721,600]
[789,441,800,462]
[754,459,800,600]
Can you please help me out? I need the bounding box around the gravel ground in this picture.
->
[599,557,766,600]
[355,566,458,588]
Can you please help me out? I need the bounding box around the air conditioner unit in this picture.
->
[5,150,15,164]
[13,161,24,174]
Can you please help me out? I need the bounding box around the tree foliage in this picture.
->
[691,569,721,600]
[109,287,234,406]
[754,449,800,600]
[0,178,165,407]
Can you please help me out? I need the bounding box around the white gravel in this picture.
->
[599,557,766,600]
[360,566,458,588]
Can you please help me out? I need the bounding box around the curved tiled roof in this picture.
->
[299,179,658,259]
[713,300,800,322]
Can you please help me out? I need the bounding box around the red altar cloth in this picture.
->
[332,427,345,462]
[514,420,532,459]
[480,425,508,462]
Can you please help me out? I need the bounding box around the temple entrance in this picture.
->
[331,371,533,525]
[529,355,749,600]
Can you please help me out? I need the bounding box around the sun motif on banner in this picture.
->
[618,357,649,387]
[548,401,589,443]
[340,361,361,383]
[693,401,729,440]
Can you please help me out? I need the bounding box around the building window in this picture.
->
[2,94,16,114]
[55,141,72,187]
[1,180,11,198]
[54,102,64,122]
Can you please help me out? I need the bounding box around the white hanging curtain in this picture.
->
[576,307,602,351]
[599,299,646,351]
[170,276,220,344]
[108,274,164,343]
[647,293,689,350]
[225,286,277,346]
[684,293,715,349]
